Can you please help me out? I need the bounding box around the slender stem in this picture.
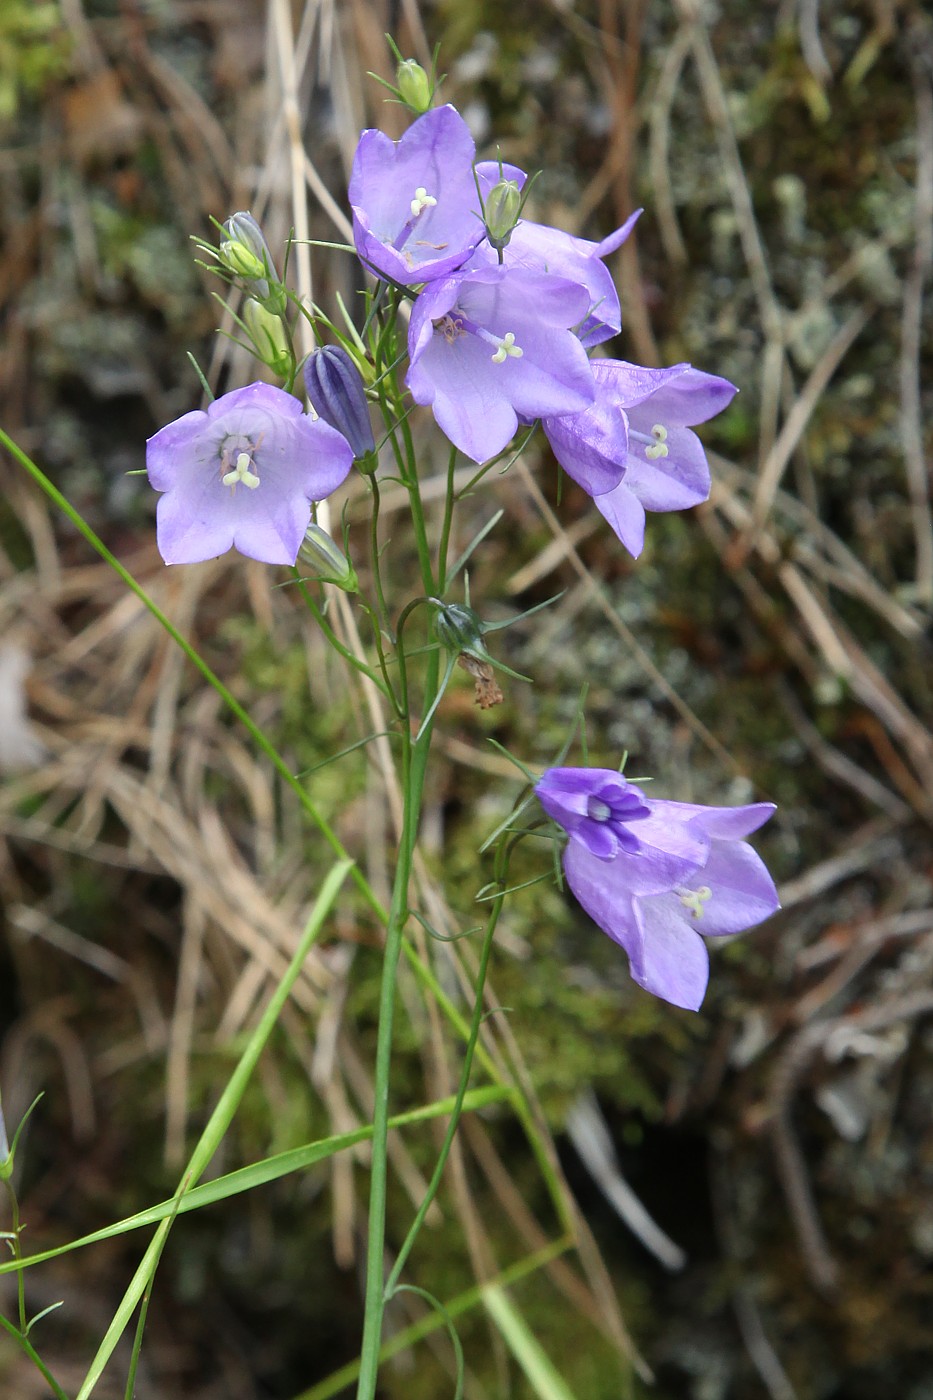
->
[0,1314,69,1400]
[356,421,442,1397]
[357,599,401,709]
[456,425,538,501]
[385,837,511,1297]
[436,444,459,594]
[356,647,439,1400]
[293,575,391,699]
[397,409,434,594]
[368,474,393,634]
[2,1177,26,1331]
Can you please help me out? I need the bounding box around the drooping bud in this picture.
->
[483,178,523,252]
[243,299,293,379]
[432,602,492,663]
[303,345,375,461]
[396,58,434,115]
[298,523,359,592]
[220,212,287,316]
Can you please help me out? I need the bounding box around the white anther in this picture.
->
[677,885,713,919]
[491,332,523,364]
[645,423,669,460]
[222,450,261,490]
[410,187,437,218]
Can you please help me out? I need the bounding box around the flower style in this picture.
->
[407,265,595,463]
[349,105,492,286]
[146,383,353,566]
[468,211,641,347]
[536,766,779,1011]
[543,361,738,557]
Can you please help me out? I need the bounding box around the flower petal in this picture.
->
[593,482,647,557]
[147,384,352,567]
[630,897,711,1011]
[349,106,483,285]
[687,839,781,937]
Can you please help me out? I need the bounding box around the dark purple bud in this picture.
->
[303,346,375,460]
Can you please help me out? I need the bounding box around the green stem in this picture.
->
[2,1178,26,1331]
[436,444,459,593]
[356,648,439,1400]
[368,473,393,635]
[397,409,434,594]
[0,1314,69,1400]
[385,838,510,1297]
[293,575,392,700]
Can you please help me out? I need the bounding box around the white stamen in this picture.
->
[677,884,713,919]
[645,423,669,460]
[410,186,437,218]
[491,332,523,364]
[222,450,261,490]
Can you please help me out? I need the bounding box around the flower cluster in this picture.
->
[146,99,738,569]
[535,768,779,1011]
[142,79,779,1010]
[350,103,737,557]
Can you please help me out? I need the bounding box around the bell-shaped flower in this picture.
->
[349,105,493,286]
[535,766,779,1011]
[468,211,640,347]
[543,361,737,557]
[407,264,595,463]
[537,766,718,888]
[146,383,353,566]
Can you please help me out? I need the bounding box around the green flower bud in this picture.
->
[396,59,434,115]
[298,524,359,592]
[219,212,288,316]
[243,300,293,378]
[484,178,523,251]
[432,602,491,662]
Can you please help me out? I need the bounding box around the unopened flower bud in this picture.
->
[484,178,523,251]
[396,59,434,115]
[220,212,287,315]
[432,602,491,662]
[243,299,292,378]
[303,345,375,461]
[298,523,359,591]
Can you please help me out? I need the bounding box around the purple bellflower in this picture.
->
[535,766,779,1012]
[407,265,596,463]
[350,105,496,286]
[468,211,640,347]
[543,361,737,557]
[146,382,353,566]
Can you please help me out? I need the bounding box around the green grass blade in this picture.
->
[74,859,352,1400]
[482,1285,577,1400]
[0,1085,510,1277]
[293,1238,573,1400]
